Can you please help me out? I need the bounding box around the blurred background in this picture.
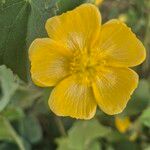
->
[0,0,150,149]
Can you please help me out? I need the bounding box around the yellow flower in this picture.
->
[95,0,103,6]
[29,4,146,119]
[115,116,131,133]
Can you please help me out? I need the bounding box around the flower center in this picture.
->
[70,50,105,84]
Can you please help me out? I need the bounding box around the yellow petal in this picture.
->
[98,19,146,67]
[115,116,131,133]
[92,67,138,115]
[29,38,71,87]
[49,75,97,119]
[45,4,101,50]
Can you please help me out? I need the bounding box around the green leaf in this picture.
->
[1,106,24,121]
[0,0,58,81]
[105,131,126,142]
[56,137,101,150]
[56,0,86,15]
[140,107,150,128]
[56,137,72,150]
[10,86,42,109]
[26,0,58,47]
[68,119,111,150]
[0,65,18,112]
[56,119,110,150]
[115,140,139,150]
[0,143,19,150]
[0,117,12,141]
[19,114,43,144]
[0,0,30,81]
[123,79,150,116]
[88,140,101,150]
[106,145,115,150]
[143,145,150,150]
[134,80,150,100]
[0,116,25,150]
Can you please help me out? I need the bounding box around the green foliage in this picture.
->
[0,65,18,112]
[140,107,150,127]
[123,79,150,116]
[68,119,110,148]
[56,119,109,150]
[0,116,25,150]
[0,0,150,150]
[0,117,13,141]
[0,0,58,81]
[115,141,139,150]
[19,114,43,144]
[56,0,86,15]
[57,138,101,150]
[1,107,24,121]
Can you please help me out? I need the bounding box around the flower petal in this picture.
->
[92,67,138,115]
[49,75,97,119]
[29,38,71,87]
[45,4,101,50]
[98,19,146,67]
[115,116,131,133]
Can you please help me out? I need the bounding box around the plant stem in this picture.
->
[54,116,67,137]
[3,117,25,150]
